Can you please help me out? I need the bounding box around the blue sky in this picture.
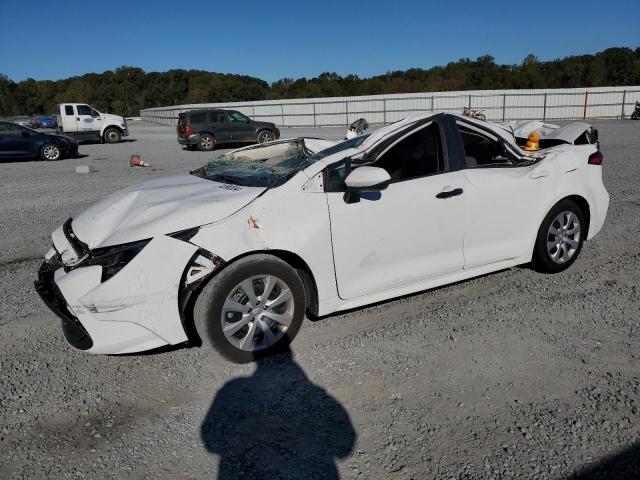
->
[0,0,637,83]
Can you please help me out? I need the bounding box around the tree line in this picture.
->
[1,47,638,117]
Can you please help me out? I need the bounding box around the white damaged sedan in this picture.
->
[35,113,609,362]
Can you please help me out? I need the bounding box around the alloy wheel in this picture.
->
[43,145,60,160]
[220,275,294,352]
[546,210,581,264]
[200,137,212,149]
[258,131,273,143]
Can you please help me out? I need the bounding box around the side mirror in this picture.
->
[345,166,391,192]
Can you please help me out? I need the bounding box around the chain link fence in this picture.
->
[140,86,640,127]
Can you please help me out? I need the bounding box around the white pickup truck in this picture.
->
[55,103,129,143]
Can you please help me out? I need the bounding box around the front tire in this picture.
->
[532,199,585,273]
[40,143,61,161]
[104,128,121,144]
[631,111,640,120]
[476,113,486,121]
[257,129,274,144]
[198,134,215,151]
[194,254,306,363]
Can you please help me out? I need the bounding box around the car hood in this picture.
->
[101,112,125,124]
[253,120,277,129]
[71,175,266,249]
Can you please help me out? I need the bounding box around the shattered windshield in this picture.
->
[195,135,369,188]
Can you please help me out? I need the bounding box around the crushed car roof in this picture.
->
[505,120,594,144]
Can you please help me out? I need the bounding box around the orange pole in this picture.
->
[583,91,589,119]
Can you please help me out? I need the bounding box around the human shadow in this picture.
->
[567,441,640,479]
[201,348,356,479]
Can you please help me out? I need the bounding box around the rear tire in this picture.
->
[104,128,121,144]
[40,143,61,161]
[194,254,306,363]
[198,134,215,151]
[532,199,585,273]
[631,111,640,120]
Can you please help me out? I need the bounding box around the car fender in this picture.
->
[523,153,594,259]
[189,173,338,312]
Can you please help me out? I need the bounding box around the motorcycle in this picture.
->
[631,101,640,120]
[462,107,486,121]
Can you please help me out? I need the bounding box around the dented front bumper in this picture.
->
[35,235,205,354]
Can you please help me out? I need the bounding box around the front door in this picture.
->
[227,111,255,142]
[76,104,100,132]
[326,121,466,300]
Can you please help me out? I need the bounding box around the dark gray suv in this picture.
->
[177,109,280,151]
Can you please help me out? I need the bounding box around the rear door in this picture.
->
[453,119,553,268]
[0,122,33,156]
[60,104,78,132]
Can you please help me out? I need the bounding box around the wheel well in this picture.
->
[219,250,319,317]
[102,126,123,141]
[564,195,591,235]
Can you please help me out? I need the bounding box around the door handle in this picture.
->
[436,187,463,199]
[75,117,80,121]
[529,170,549,179]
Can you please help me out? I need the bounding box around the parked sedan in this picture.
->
[0,121,78,160]
[37,114,58,129]
[35,113,609,362]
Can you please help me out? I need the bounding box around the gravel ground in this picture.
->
[0,121,638,479]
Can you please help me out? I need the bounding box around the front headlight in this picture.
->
[80,239,150,282]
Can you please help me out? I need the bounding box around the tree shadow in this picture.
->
[201,347,356,479]
[568,441,640,479]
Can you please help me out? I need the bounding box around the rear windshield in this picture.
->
[194,135,368,188]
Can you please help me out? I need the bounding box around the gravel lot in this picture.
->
[1,121,638,479]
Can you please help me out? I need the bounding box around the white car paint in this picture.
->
[37,114,609,354]
[72,175,266,249]
[57,103,129,139]
[506,120,596,145]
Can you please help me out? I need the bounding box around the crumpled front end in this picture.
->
[35,226,218,354]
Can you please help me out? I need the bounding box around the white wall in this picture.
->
[140,86,640,127]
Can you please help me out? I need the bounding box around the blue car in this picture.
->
[37,114,58,129]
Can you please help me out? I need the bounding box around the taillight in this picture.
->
[185,125,191,137]
[588,151,603,165]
